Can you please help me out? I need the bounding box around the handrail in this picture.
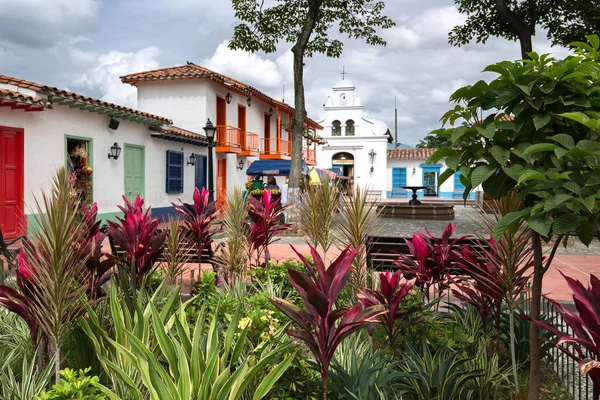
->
[216,125,241,147]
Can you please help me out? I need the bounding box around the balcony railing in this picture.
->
[261,138,292,158]
[216,125,242,152]
[303,147,317,165]
[243,132,260,154]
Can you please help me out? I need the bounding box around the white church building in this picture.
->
[315,77,474,200]
[315,79,392,196]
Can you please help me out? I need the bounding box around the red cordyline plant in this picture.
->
[107,195,166,310]
[271,244,386,400]
[77,203,115,301]
[247,190,290,266]
[357,270,424,348]
[0,246,40,346]
[172,187,220,264]
[527,273,600,399]
[395,223,468,303]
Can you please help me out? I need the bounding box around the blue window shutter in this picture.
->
[392,168,407,189]
[454,171,466,191]
[166,150,184,193]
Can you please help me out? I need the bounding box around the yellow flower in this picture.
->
[238,317,252,330]
[510,147,515,151]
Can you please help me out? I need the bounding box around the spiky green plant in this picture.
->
[0,349,55,400]
[23,166,90,383]
[335,186,381,292]
[217,187,250,283]
[82,282,295,400]
[297,178,339,260]
[162,217,191,285]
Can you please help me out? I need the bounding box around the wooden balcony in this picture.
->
[241,132,260,157]
[304,147,317,166]
[216,125,241,154]
[260,138,292,160]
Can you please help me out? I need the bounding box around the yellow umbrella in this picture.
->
[309,168,321,184]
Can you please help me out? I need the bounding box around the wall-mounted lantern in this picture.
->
[268,107,273,116]
[247,96,252,107]
[237,160,244,170]
[225,92,232,104]
[108,117,120,130]
[187,153,196,166]
[108,142,121,160]
[412,167,416,174]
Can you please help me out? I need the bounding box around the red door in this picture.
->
[216,158,227,204]
[0,127,24,239]
[264,114,271,153]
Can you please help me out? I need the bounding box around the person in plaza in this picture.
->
[265,177,279,191]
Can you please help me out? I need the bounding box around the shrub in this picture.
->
[37,368,115,400]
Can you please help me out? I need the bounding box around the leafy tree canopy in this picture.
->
[429,36,600,244]
[450,0,600,56]
[416,134,452,149]
[229,0,395,57]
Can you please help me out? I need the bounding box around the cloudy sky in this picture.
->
[0,0,572,146]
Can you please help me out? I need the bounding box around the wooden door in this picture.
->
[194,155,207,190]
[124,145,145,203]
[0,127,24,238]
[216,97,226,127]
[264,114,271,152]
[238,105,246,148]
[216,158,227,203]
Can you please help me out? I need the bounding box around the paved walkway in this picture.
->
[261,205,600,302]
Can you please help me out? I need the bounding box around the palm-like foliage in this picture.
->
[217,188,250,283]
[358,270,424,348]
[162,217,192,285]
[172,187,221,265]
[247,190,290,265]
[16,167,90,383]
[82,283,294,400]
[271,244,386,399]
[335,186,381,292]
[297,178,339,258]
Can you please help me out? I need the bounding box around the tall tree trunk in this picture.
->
[495,0,534,59]
[527,232,543,400]
[287,0,323,225]
[509,308,519,398]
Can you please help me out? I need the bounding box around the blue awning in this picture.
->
[246,160,307,176]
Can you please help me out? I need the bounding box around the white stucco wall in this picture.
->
[135,79,298,194]
[0,104,208,220]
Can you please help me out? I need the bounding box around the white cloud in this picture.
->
[69,46,162,107]
[203,41,290,91]
[0,0,100,47]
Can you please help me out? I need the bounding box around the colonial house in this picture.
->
[120,62,322,202]
[0,74,209,239]
[315,79,392,196]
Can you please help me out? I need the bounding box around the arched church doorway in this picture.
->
[332,152,354,194]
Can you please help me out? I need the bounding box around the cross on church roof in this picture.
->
[341,66,346,80]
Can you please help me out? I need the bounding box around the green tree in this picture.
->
[416,134,452,149]
[449,0,600,59]
[229,0,395,214]
[429,36,600,400]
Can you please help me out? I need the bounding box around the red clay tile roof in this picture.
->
[387,148,438,160]
[0,74,171,126]
[150,125,208,146]
[121,62,323,129]
[0,88,52,109]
